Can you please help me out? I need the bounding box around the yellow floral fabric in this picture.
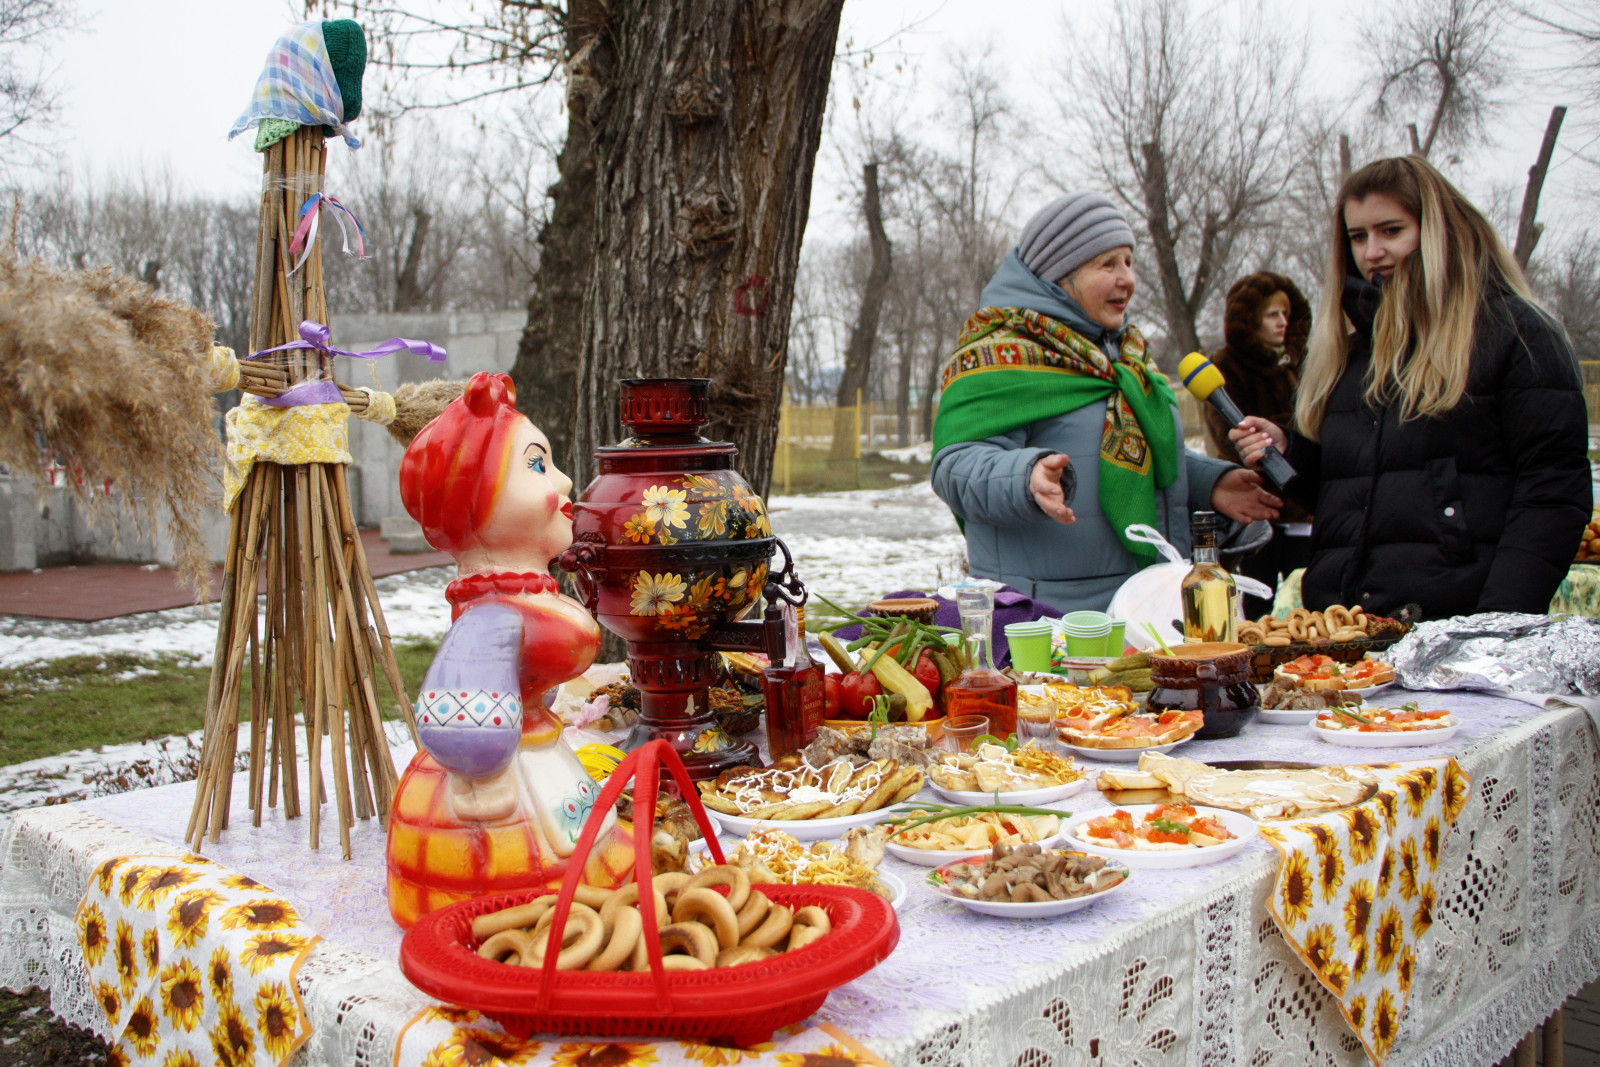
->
[223,395,352,511]
[1258,758,1471,1064]
[395,1011,886,1067]
[76,854,319,1067]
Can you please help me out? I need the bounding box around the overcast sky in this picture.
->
[35,0,1599,253]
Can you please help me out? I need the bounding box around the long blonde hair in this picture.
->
[1295,155,1536,439]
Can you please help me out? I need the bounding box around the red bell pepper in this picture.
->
[823,672,842,719]
[837,671,882,719]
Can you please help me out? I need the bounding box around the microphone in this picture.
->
[1176,352,1297,491]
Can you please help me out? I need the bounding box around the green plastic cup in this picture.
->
[1004,622,1053,672]
[1106,620,1127,657]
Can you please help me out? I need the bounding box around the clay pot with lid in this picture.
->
[1145,642,1259,739]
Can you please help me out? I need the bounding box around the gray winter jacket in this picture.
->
[931,252,1235,614]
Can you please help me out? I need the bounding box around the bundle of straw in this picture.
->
[0,254,222,593]
[186,125,415,859]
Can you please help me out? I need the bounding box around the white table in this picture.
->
[2,689,1596,1067]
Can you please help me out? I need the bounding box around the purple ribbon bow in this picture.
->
[247,321,447,408]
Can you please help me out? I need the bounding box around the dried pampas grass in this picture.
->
[387,379,465,446]
[0,253,222,593]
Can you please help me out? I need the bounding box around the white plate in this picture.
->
[879,871,908,910]
[1310,722,1460,748]
[685,813,725,855]
[1060,805,1258,869]
[1256,707,1320,726]
[1341,681,1396,698]
[928,777,1090,806]
[925,851,1132,917]
[884,831,1065,867]
[1056,739,1187,763]
[713,806,899,842]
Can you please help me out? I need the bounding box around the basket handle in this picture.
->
[534,740,728,1011]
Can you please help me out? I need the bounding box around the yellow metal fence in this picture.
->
[1583,361,1600,428]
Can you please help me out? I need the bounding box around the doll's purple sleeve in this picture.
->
[414,601,525,778]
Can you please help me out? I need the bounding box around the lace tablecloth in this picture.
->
[3,689,1598,1067]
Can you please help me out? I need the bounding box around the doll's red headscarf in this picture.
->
[399,372,524,554]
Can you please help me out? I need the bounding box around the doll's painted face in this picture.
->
[475,417,574,568]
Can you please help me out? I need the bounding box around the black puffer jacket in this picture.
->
[1284,277,1592,619]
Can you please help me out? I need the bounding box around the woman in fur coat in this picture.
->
[1204,271,1315,613]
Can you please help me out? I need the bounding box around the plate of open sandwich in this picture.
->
[1274,653,1396,697]
[1053,686,1203,761]
[1096,752,1378,820]
[1061,803,1256,869]
[1310,702,1458,747]
[928,739,1088,805]
[925,843,1130,917]
[699,755,925,841]
[883,805,1065,866]
[694,825,906,908]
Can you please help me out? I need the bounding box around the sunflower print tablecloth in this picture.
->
[1258,758,1470,1065]
[395,1012,886,1067]
[75,854,319,1067]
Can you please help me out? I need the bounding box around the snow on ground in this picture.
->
[0,484,965,807]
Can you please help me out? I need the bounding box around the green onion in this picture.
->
[1334,706,1373,725]
[882,803,1070,834]
[1141,622,1173,655]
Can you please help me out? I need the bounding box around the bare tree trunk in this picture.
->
[569,0,846,499]
[392,207,432,311]
[1338,134,1352,184]
[1138,141,1202,358]
[919,341,942,441]
[830,161,894,466]
[1407,123,1422,155]
[509,0,604,472]
[1515,106,1567,270]
[894,326,912,447]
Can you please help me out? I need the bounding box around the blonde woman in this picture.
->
[1231,156,1591,619]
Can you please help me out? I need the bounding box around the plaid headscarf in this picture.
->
[228,21,360,149]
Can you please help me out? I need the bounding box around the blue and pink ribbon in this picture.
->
[287,193,368,278]
[247,320,446,408]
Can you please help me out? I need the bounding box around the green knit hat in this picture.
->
[254,20,367,151]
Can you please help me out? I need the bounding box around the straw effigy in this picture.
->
[0,253,224,593]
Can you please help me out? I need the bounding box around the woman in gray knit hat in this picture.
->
[930,192,1282,614]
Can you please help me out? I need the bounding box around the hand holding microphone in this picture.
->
[1176,352,1297,491]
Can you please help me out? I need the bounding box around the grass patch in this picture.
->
[0,639,441,767]
[771,446,929,493]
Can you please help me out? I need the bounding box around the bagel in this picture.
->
[572,885,613,909]
[1263,633,1292,647]
[786,923,826,951]
[741,903,793,949]
[652,872,691,904]
[658,922,718,965]
[1327,605,1354,629]
[524,902,606,970]
[716,945,776,968]
[685,865,751,912]
[586,905,641,972]
[672,887,741,950]
[660,955,709,971]
[1332,627,1367,642]
[600,884,669,930]
[472,896,556,940]
[791,905,832,934]
[735,891,771,938]
[476,929,533,963]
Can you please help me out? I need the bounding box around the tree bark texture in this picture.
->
[569,0,846,499]
[393,207,432,311]
[830,161,894,460]
[1139,141,1203,359]
[1515,106,1567,270]
[510,0,605,472]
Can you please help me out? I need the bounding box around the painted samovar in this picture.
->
[558,378,805,779]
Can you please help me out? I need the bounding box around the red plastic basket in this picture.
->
[399,740,900,1047]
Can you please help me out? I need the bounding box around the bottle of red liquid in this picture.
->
[762,604,824,758]
[943,633,1017,739]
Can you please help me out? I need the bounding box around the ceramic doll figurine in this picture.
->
[385,372,632,928]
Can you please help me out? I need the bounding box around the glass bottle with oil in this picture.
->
[1181,511,1237,643]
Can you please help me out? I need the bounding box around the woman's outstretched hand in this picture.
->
[1211,468,1282,523]
[1227,416,1287,468]
[1028,453,1077,525]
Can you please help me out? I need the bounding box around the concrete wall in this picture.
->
[0,309,525,571]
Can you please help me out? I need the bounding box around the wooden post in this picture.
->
[1515,106,1567,269]
[853,388,862,459]
[1543,1009,1565,1067]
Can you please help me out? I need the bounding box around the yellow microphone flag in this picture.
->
[1177,352,1226,401]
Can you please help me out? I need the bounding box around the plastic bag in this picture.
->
[1107,525,1272,650]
